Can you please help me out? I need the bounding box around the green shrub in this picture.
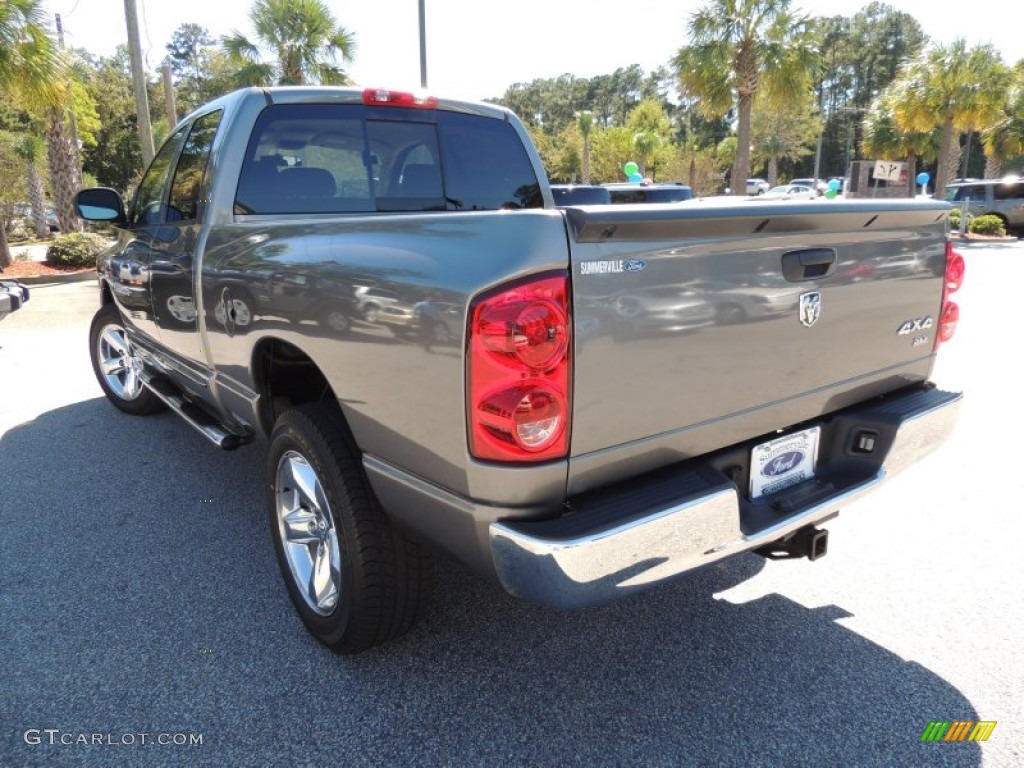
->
[948,207,963,229]
[968,214,1006,236]
[45,232,111,268]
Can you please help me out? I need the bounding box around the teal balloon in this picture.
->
[628,173,643,183]
[827,179,840,192]
[825,189,837,199]
[916,172,930,186]
[624,161,639,177]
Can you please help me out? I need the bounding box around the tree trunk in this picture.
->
[984,153,1002,179]
[0,220,11,269]
[945,139,962,194]
[906,152,917,198]
[767,155,779,187]
[933,118,955,199]
[732,92,753,196]
[581,136,591,185]
[27,162,49,239]
[47,109,83,234]
[688,154,696,188]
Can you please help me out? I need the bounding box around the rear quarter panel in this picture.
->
[200,210,572,505]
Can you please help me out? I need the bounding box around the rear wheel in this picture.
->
[89,303,165,415]
[267,404,432,654]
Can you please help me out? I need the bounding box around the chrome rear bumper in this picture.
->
[490,387,961,609]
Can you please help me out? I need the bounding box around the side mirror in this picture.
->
[75,188,127,224]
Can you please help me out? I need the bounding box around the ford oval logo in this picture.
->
[762,451,804,477]
[623,259,646,272]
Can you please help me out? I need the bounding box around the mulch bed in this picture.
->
[0,260,91,278]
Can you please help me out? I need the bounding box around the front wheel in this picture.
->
[267,405,432,654]
[89,303,165,415]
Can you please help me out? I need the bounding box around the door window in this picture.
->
[168,111,223,222]
[131,126,188,227]
[954,185,988,202]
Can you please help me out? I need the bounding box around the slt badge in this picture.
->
[799,291,822,328]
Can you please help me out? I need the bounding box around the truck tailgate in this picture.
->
[564,199,951,493]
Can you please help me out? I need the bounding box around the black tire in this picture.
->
[267,404,432,654]
[89,303,165,416]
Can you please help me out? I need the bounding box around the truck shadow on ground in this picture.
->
[1,400,979,767]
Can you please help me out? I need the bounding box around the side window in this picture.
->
[168,111,223,222]
[993,182,1024,201]
[131,126,188,227]
[236,105,371,215]
[438,112,542,210]
[957,185,987,202]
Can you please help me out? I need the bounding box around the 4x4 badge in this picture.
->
[799,291,821,327]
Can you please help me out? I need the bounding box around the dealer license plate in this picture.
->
[749,426,821,499]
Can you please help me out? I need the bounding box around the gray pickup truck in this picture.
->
[76,87,964,654]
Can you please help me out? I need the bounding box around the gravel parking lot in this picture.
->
[1,240,1021,767]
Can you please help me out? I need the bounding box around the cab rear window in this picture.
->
[235,104,542,215]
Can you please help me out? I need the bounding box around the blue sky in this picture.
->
[43,0,1024,102]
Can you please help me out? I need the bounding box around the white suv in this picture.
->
[746,178,770,195]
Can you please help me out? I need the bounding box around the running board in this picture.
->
[140,372,250,450]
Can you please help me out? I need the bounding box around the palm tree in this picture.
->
[633,131,662,180]
[0,0,66,266]
[14,135,49,239]
[862,85,938,197]
[891,40,1011,196]
[751,89,820,186]
[675,0,817,196]
[982,77,1024,178]
[577,111,594,184]
[222,0,357,86]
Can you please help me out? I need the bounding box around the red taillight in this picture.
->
[936,241,965,348]
[468,274,571,462]
[945,249,965,293]
[938,301,959,342]
[362,88,438,109]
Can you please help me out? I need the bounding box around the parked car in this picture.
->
[0,279,29,321]
[763,184,818,200]
[790,178,826,196]
[943,176,1024,235]
[352,285,400,323]
[6,203,59,235]
[746,178,770,195]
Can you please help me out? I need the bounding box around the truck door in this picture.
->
[108,126,187,345]
[147,110,223,368]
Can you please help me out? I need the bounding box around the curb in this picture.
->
[13,271,97,286]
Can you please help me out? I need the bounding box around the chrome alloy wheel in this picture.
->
[275,451,342,616]
[96,323,144,401]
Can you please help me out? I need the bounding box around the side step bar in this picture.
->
[140,372,250,450]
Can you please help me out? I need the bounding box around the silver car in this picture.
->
[763,184,818,200]
[944,177,1024,234]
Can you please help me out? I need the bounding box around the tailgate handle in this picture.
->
[782,248,837,281]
